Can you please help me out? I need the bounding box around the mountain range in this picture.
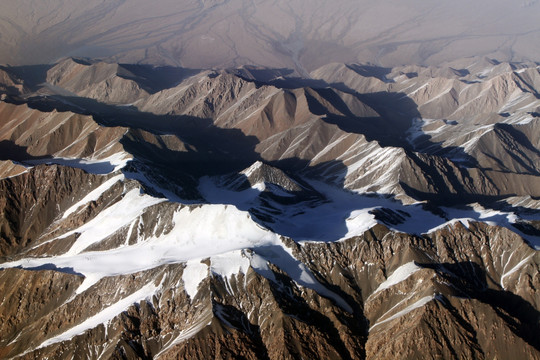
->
[0,56,538,358]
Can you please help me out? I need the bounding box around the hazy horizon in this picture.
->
[1,0,540,71]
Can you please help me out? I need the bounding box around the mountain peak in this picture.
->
[222,161,304,193]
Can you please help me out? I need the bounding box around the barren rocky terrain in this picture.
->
[0,56,538,358]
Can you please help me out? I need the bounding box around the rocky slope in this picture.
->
[0,58,539,359]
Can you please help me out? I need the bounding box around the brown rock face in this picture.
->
[0,101,128,162]
[45,58,150,104]
[0,223,538,359]
[0,165,112,257]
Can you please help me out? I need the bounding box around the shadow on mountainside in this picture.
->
[0,90,423,240]
[0,64,54,92]
[0,140,119,174]
[16,263,83,276]
[0,141,49,162]
[6,69,537,209]
[211,303,271,360]
[494,123,540,174]
[16,94,261,172]
[419,261,540,352]
[9,88,533,219]
[266,268,365,359]
[345,64,394,82]
[234,64,480,168]
[5,66,535,207]
[118,64,202,94]
[322,84,479,168]
[5,61,482,169]
[3,61,202,95]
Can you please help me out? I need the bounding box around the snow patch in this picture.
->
[426,218,474,233]
[241,160,264,177]
[154,205,278,256]
[63,188,165,255]
[343,209,378,239]
[500,253,534,289]
[370,295,435,331]
[62,174,124,219]
[76,273,102,295]
[154,307,212,358]
[211,250,251,278]
[36,280,160,350]
[249,253,277,282]
[1,204,280,289]
[256,244,353,313]
[199,176,261,207]
[25,152,131,175]
[372,262,423,295]
[182,260,209,299]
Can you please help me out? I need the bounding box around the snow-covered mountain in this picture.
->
[0,57,539,359]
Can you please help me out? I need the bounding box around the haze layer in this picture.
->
[1,0,540,70]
